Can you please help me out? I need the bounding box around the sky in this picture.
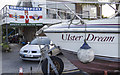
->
[102,4,115,17]
[0,0,18,9]
[0,0,116,17]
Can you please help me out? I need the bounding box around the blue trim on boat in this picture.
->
[44,30,120,33]
[49,24,120,28]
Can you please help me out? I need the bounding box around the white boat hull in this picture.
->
[44,17,120,58]
[43,17,120,74]
[45,32,119,58]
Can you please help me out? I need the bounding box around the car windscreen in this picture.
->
[30,37,51,45]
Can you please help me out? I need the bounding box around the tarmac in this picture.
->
[2,44,87,75]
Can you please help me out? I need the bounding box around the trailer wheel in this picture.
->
[41,56,64,75]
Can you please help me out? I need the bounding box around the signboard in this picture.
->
[10,23,43,26]
[1,5,43,26]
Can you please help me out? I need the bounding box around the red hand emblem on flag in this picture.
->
[25,11,29,23]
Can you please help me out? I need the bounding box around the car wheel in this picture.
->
[41,56,64,75]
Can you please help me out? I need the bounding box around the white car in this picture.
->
[19,36,58,61]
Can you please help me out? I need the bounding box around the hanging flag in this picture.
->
[7,5,43,26]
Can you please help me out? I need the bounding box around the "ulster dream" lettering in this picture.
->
[62,34,115,42]
[62,34,83,41]
[86,34,114,42]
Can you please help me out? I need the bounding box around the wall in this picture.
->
[20,26,36,42]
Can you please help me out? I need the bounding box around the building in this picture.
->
[16,0,102,42]
[1,0,119,43]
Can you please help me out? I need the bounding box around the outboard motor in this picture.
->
[77,40,94,63]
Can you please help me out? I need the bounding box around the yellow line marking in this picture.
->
[62,69,80,74]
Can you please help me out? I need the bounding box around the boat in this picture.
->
[44,16,120,74]
[37,2,120,75]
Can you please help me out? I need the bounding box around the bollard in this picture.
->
[30,66,32,75]
[19,67,23,75]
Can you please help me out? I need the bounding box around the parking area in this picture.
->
[2,44,77,74]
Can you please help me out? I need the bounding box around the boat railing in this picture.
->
[46,10,97,20]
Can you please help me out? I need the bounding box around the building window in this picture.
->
[53,14,56,19]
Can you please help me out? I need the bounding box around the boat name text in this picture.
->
[62,34,115,42]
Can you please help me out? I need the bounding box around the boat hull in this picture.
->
[44,17,120,74]
[45,32,119,58]
[45,32,120,74]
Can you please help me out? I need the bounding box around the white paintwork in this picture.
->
[20,44,42,55]
[45,33,119,58]
[20,44,42,61]
[44,17,120,58]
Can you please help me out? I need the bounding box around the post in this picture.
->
[30,66,32,75]
[0,24,2,75]
[100,4,102,19]
[96,4,102,19]
[6,24,8,44]
[116,1,120,16]
[1,25,3,43]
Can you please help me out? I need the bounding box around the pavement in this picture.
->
[2,44,78,74]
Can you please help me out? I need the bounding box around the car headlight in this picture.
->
[20,50,24,54]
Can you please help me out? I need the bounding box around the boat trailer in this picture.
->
[35,44,89,75]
